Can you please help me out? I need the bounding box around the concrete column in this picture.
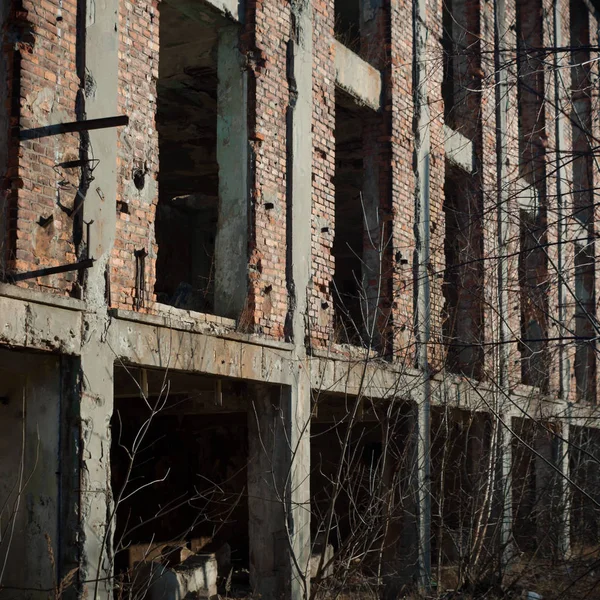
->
[284,1,314,597]
[248,385,289,598]
[497,414,513,572]
[413,0,432,586]
[214,26,249,320]
[554,421,571,559]
[77,0,120,596]
[493,0,514,575]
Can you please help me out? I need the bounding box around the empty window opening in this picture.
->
[154,2,222,313]
[310,395,396,582]
[570,426,600,546]
[443,163,484,378]
[574,240,596,402]
[571,0,596,402]
[334,0,361,53]
[519,203,549,389]
[431,410,491,566]
[112,368,251,597]
[511,419,539,552]
[333,92,380,347]
[516,0,545,188]
[442,0,481,135]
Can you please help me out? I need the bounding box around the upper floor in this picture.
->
[1,0,599,403]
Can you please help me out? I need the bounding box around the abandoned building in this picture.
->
[2,0,600,597]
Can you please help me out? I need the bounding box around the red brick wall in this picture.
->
[2,0,593,380]
[242,0,290,339]
[389,0,415,360]
[309,0,336,347]
[3,0,80,295]
[112,0,160,311]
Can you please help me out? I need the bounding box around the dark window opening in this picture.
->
[112,369,251,597]
[431,410,491,565]
[154,2,222,312]
[571,0,596,403]
[442,0,481,135]
[516,0,548,389]
[516,0,545,186]
[511,419,538,553]
[519,206,549,389]
[334,0,361,53]
[443,163,484,378]
[574,240,596,402]
[333,92,371,347]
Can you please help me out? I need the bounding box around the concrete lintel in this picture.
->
[163,0,243,24]
[444,125,475,173]
[333,39,382,111]
[0,294,82,354]
[0,283,85,311]
[111,317,294,385]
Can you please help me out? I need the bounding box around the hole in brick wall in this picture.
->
[132,167,145,191]
[443,162,484,379]
[154,1,223,313]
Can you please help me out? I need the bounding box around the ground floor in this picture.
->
[0,288,599,599]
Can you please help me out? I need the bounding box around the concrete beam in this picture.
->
[333,40,382,111]
[444,125,475,173]
[0,288,83,354]
[110,310,294,386]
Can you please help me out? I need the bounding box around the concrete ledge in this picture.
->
[0,283,85,311]
[110,308,294,352]
[444,125,474,173]
[111,316,294,385]
[333,40,382,111]
[0,293,82,354]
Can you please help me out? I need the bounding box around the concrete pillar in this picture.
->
[214,26,249,320]
[248,385,288,598]
[493,0,514,575]
[247,383,310,600]
[554,421,571,559]
[284,1,313,597]
[497,414,513,572]
[413,0,432,585]
[76,0,120,595]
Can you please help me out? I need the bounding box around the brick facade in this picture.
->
[0,0,597,400]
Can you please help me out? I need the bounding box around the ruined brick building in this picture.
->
[1,0,600,597]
